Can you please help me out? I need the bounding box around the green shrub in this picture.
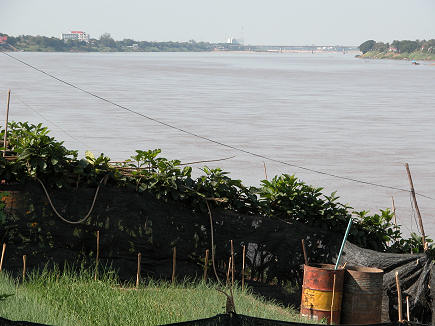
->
[1,121,432,255]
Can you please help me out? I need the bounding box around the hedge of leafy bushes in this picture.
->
[0,122,431,254]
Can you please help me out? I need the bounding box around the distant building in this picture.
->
[0,36,7,44]
[226,37,240,45]
[61,31,90,42]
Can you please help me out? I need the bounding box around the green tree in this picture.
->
[399,40,418,53]
[359,40,376,54]
[373,42,389,52]
[99,33,117,48]
[392,40,419,53]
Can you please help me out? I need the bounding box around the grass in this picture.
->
[0,266,310,326]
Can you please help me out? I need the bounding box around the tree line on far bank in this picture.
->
[0,32,220,52]
[359,39,435,55]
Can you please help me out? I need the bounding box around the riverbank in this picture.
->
[358,51,435,61]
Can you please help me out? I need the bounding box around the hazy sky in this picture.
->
[1,0,434,45]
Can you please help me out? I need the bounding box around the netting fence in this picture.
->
[0,182,433,324]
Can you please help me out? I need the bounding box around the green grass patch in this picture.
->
[0,267,310,326]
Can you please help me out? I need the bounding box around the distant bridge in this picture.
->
[217,44,358,52]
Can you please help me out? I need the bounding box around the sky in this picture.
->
[1,0,434,45]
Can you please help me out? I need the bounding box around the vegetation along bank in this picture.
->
[0,121,431,257]
[358,39,435,60]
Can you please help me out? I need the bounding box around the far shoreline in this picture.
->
[356,52,435,62]
[2,48,360,55]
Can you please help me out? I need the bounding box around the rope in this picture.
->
[206,200,221,284]
[1,50,434,201]
[178,156,236,166]
[35,175,107,224]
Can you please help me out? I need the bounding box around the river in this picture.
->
[0,51,434,237]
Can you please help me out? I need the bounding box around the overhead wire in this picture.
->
[1,50,434,201]
[13,93,90,149]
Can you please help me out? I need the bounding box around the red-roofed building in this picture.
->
[0,36,8,44]
[61,31,90,42]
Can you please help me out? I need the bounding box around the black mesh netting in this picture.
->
[0,317,51,326]
[0,182,433,324]
[0,314,429,326]
[164,314,430,326]
[338,241,433,323]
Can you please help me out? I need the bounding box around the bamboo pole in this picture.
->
[94,230,100,281]
[263,162,268,180]
[230,240,234,288]
[3,90,11,158]
[330,274,336,324]
[406,296,410,322]
[22,254,26,281]
[226,257,231,287]
[0,243,6,272]
[203,249,209,281]
[242,245,246,291]
[172,247,176,284]
[136,252,141,288]
[392,196,397,226]
[405,163,426,250]
[301,239,308,265]
[395,271,403,322]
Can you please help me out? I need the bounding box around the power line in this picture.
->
[14,94,90,149]
[2,50,434,201]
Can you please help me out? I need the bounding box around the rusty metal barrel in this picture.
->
[301,264,344,324]
[341,265,384,324]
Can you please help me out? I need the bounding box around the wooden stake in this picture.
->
[172,247,176,284]
[3,90,11,158]
[392,196,397,226]
[405,163,426,250]
[406,296,410,322]
[94,230,100,281]
[230,240,234,288]
[136,252,141,288]
[22,254,26,281]
[203,249,209,281]
[330,274,336,324]
[226,256,231,287]
[241,245,246,291]
[263,162,268,180]
[0,243,6,272]
[301,239,308,265]
[395,271,403,322]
